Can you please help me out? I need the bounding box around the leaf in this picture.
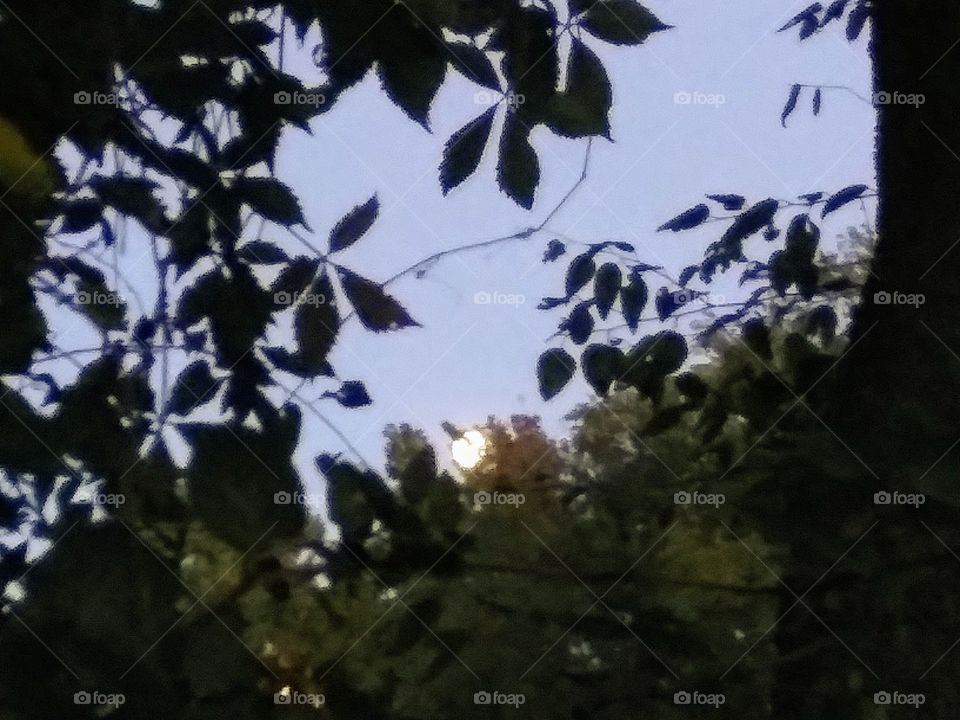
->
[812,88,822,115]
[169,361,220,415]
[60,199,104,233]
[272,258,320,305]
[822,0,848,25]
[777,4,822,32]
[594,263,621,319]
[379,46,446,129]
[655,287,681,321]
[846,1,870,40]
[657,203,709,232]
[566,253,597,298]
[329,381,372,409]
[821,184,869,217]
[234,176,306,227]
[497,115,540,209]
[448,44,500,90]
[329,195,379,253]
[295,272,339,373]
[582,344,624,395]
[537,348,576,400]
[440,108,496,194]
[680,266,704,289]
[564,302,594,345]
[723,198,780,244]
[781,84,802,126]
[706,194,745,211]
[620,275,648,331]
[338,268,419,332]
[581,0,672,46]
[543,239,566,262]
[545,39,612,138]
[238,241,290,265]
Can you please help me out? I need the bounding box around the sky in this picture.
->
[33,0,876,501]
[272,0,876,481]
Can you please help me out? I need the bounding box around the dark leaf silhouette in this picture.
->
[329,195,379,253]
[339,268,419,332]
[169,361,220,416]
[448,45,500,90]
[537,348,576,400]
[778,4,822,33]
[658,203,710,232]
[546,39,612,138]
[564,302,594,345]
[497,115,540,209]
[581,1,672,45]
[440,108,496,194]
[582,344,625,395]
[706,194,746,211]
[781,84,802,126]
[620,275,648,331]
[328,381,372,408]
[821,184,869,217]
[812,87,822,115]
[294,272,339,374]
[846,1,870,40]
[566,253,597,298]
[233,176,306,227]
[543,239,567,262]
[594,263,622,319]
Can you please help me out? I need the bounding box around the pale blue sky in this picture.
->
[272,0,875,479]
[34,1,875,494]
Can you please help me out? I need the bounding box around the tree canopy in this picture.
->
[2,0,959,719]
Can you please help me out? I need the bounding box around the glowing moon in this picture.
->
[451,430,486,469]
